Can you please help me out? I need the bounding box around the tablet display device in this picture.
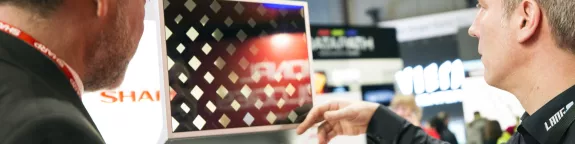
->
[159,0,313,138]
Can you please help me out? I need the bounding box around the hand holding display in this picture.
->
[296,101,380,144]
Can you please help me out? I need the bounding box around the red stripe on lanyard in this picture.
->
[0,21,83,96]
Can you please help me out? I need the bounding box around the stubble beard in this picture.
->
[83,12,135,92]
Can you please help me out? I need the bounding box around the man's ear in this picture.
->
[516,0,542,43]
[95,0,108,17]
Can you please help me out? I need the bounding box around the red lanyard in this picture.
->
[0,21,84,96]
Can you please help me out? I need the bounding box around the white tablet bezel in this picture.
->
[157,0,315,139]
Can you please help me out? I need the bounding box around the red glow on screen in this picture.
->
[271,34,292,49]
[250,32,308,61]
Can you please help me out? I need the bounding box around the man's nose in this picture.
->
[468,24,479,38]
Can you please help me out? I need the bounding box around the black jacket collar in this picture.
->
[519,85,575,143]
[0,31,79,99]
[0,30,102,139]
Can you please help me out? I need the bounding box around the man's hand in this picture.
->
[296,101,380,144]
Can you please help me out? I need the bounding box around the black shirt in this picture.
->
[366,85,575,144]
[508,85,575,144]
[0,31,104,143]
[367,106,447,144]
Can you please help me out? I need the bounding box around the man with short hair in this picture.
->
[0,0,146,143]
[296,0,575,143]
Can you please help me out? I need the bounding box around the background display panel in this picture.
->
[361,84,395,106]
[162,0,313,135]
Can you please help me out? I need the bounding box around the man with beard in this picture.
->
[0,0,146,143]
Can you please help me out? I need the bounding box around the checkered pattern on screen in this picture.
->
[163,0,312,133]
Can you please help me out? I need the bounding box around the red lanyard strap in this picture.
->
[0,21,83,96]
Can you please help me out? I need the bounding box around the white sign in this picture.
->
[396,59,465,95]
[82,20,164,144]
[379,8,478,42]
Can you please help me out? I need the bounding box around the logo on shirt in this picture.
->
[545,101,574,131]
[0,22,21,36]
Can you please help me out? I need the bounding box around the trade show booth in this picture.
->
[380,8,479,144]
[309,25,402,105]
[380,8,526,144]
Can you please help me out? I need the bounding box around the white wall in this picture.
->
[461,77,524,129]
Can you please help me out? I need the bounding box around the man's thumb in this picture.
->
[324,108,353,121]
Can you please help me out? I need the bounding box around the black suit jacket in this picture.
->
[0,31,104,143]
[366,105,575,144]
[366,106,448,144]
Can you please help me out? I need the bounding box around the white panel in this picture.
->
[379,8,478,42]
[460,77,524,130]
[312,59,403,86]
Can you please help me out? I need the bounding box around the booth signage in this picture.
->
[310,26,399,59]
[396,59,465,95]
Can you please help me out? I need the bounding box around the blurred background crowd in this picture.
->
[389,95,520,144]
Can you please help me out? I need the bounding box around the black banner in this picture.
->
[310,26,399,59]
[399,35,460,67]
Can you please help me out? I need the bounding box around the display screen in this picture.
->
[163,0,312,133]
[326,86,350,93]
[361,84,395,106]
